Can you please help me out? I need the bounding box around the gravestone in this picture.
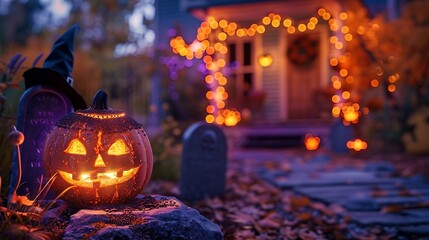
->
[11,86,74,197]
[330,119,353,154]
[180,122,227,201]
[9,25,86,198]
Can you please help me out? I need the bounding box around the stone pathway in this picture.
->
[231,149,429,237]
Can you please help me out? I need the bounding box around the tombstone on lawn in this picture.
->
[9,25,87,199]
[330,119,353,154]
[180,122,227,201]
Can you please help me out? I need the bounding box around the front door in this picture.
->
[287,32,321,119]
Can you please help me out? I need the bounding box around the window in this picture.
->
[228,43,236,63]
[227,39,254,106]
[243,42,252,66]
[244,73,253,96]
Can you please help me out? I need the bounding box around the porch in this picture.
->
[222,120,332,149]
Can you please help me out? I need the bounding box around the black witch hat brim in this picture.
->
[24,68,87,110]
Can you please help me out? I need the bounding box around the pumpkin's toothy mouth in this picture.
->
[58,167,140,188]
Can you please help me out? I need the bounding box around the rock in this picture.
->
[63,195,223,240]
[41,200,74,238]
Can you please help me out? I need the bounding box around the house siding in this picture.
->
[155,0,200,46]
[261,28,281,122]
[183,0,264,10]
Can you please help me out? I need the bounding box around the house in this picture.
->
[156,0,345,122]
[154,0,401,147]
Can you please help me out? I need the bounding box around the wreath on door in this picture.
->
[287,35,319,66]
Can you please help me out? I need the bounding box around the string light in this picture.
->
[304,134,321,151]
[347,139,368,151]
[370,79,379,87]
[170,8,370,130]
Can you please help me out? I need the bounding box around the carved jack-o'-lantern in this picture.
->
[43,90,153,207]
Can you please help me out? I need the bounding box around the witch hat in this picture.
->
[23,24,87,110]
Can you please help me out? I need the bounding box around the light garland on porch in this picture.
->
[170,7,387,128]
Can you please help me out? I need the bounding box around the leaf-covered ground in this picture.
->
[145,149,429,239]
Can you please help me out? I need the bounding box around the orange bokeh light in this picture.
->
[371,79,379,87]
[304,134,321,151]
[343,106,359,123]
[205,115,215,123]
[347,139,368,151]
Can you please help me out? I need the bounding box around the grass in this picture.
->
[0,126,76,239]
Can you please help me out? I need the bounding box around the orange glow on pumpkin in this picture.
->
[60,136,139,188]
[94,154,107,167]
[58,167,140,188]
[64,139,87,155]
[76,112,125,119]
[107,139,131,155]
[43,90,154,207]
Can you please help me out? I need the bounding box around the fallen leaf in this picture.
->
[329,203,346,214]
[283,218,299,226]
[241,206,262,218]
[10,192,34,206]
[258,217,281,229]
[282,226,298,239]
[228,212,254,225]
[371,189,388,197]
[235,229,255,239]
[205,197,224,209]
[291,196,311,209]
[381,205,404,213]
[399,188,416,197]
[310,202,334,216]
[257,212,282,228]
[214,210,224,222]
[297,212,312,222]
[298,228,326,240]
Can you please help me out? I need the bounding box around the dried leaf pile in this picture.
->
[147,150,407,239]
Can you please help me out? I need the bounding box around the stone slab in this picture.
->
[265,175,409,189]
[296,184,429,195]
[348,211,429,226]
[399,225,429,236]
[403,209,429,217]
[255,150,429,232]
[263,166,425,189]
[374,196,429,206]
[296,185,429,207]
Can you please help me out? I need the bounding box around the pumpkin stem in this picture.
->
[90,90,109,110]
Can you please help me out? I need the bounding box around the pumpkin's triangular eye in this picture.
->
[108,139,130,156]
[64,138,87,155]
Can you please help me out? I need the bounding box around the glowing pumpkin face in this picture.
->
[58,137,139,188]
[43,90,153,207]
